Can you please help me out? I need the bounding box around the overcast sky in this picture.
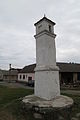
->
[0,0,80,69]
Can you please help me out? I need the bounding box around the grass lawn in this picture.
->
[62,93,80,118]
[0,85,80,120]
[0,85,33,120]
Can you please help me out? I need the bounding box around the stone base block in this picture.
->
[35,69,60,100]
[22,95,73,120]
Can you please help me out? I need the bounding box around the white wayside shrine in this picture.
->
[34,16,60,100]
[23,16,73,120]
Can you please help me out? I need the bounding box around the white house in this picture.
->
[18,64,35,83]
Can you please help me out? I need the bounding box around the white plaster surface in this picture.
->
[35,33,56,66]
[36,20,54,35]
[34,17,60,100]
[18,73,35,82]
[35,70,60,100]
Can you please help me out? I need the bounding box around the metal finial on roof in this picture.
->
[44,14,46,17]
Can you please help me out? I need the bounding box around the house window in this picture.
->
[20,75,22,79]
[49,25,51,32]
[23,75,25,79]
[28,77,32,81]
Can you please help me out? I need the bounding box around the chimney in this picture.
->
[9,64,11,70]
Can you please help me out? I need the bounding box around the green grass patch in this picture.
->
[0,85,34,120]
[61,93,80,118]
[0,85,33,108]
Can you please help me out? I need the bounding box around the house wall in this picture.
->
[18,73,35,82]
[18,72,79,84]
[3,75,18,81]
[10,75,18,81]
[3,75,10,81]
[0,71,3,80]
[0,73,3,80]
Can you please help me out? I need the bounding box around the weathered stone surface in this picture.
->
[23,95,73,108]
[59,116,64,120]
[71,117,79,120]
[34,17,60,100]
[76,113,80,118]
[34,113,42,119]
[22,95,73,120]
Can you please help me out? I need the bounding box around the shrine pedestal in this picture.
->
[22,95,73,120]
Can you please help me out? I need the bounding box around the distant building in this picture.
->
[3,69,18,82]
[0,69,3,81]
[58,62,80,84]
[18,64,35,83]
[3,67,21,82]
[18,62,80,84]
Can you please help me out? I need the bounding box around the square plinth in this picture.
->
[35,69,60,100]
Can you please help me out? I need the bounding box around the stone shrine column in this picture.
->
[23,16,73,120]
[34,16,60,100]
